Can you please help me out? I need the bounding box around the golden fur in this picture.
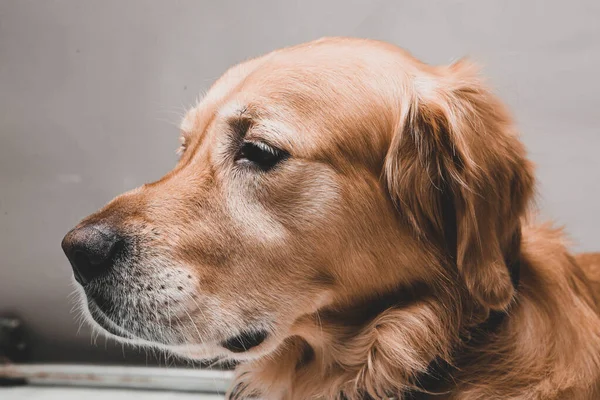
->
[67,38,600,399]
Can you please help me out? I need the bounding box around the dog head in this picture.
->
[62,38,534,363]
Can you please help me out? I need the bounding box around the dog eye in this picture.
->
[236,141,288,171]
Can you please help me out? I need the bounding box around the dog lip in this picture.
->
[221,329,269,353]
[87,297,132,339]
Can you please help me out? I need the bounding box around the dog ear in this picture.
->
[385,60,534,310]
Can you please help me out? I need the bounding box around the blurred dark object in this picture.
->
[0,315,28,386]
[0,315,29,363]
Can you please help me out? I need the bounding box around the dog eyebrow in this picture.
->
[229,114,253,139]
[221,104,293,152]
[219,103,253,137]
[245,120,293,152]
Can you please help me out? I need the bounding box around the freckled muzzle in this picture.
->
[61,215,202,345]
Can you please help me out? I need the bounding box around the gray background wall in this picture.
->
[0,0,598,364]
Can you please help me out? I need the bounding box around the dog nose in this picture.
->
[61,224,122,285]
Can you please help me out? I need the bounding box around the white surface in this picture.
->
[1,387,224,400]
[0,364,233,394]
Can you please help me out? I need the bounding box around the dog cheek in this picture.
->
[268,167,343,234]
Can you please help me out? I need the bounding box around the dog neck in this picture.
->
[229,253,520,400]
[403,254,522,399]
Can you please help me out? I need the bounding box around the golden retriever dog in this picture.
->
[62,37,600,399]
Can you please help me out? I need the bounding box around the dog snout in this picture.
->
[62,223,123,286]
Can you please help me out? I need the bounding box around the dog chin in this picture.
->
[86,298,135,339]
[76,288,145,344]
[74,283,278,362]
[80,296,209,356]
[73,283,162,347]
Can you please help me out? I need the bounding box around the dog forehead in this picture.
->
[180,38,424,165]
[181,38,417,131]
[180,56,268,135]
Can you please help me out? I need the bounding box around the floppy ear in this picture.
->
[385,60,535,310]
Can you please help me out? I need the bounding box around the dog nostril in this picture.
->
[72,250,95,283]
[71,251,91,285]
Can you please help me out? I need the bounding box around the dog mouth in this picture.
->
[91,293,270,355]
[86,297,135,339]
[221,329,269,353]
[79,285,272,357]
